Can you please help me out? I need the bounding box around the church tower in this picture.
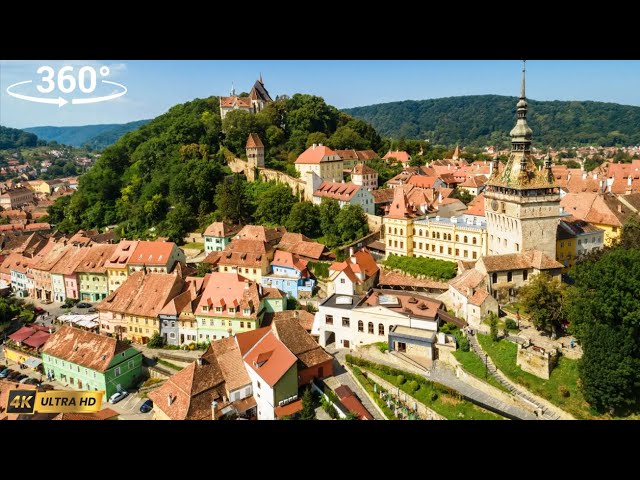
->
[484,62,560,259]
[246,133,264,182]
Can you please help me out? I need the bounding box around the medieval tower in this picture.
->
[484,63,560,259]
[246,133,265,182]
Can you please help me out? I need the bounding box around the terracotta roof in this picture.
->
[378,269,449,290]
[49,246,90,275]
[263,287,284,299]
[104,240,139,268]
[464,192,486,216]
[207,337,251,392]
[351,163,377,175]
[274,398,303,418]
[220,96,252,108]
[621,192,640,211]
[271,317,332,370]
[340,393,374,420]
[243,331,297,388]
[295,145,340,165]
[23,330,50,348]
[196,272,261,319]
[330,249,379,284]
[52,408,119,420]
[460,175,487,188]
[469,289,490,306]
[449,268,485,292]
[313,181,363,202]
[75,244,117,273]
[277,232,327,260]
[97,271,185,318]
[371,188,395,204]
[383,151,411,163]
[42,325,134,372]
[218,250,265,268]
[31,242,68,272]
[407,176,436,188]
[561,192,640,228]
[363,290,442,319]
[128,241,176,266]
[334,385,353,399]
[203,222,242,238]
[385,186,421,219]
[0,252,33,275]
[148,358,227,420]
[271,309,315,332]
[235,225,286,244]
[480,251,563,272]
[271,250,308,272]
[236,327,270,356]
[159,288,194,316]
[9,326,36,343]
[225,238,268,254]
[246,133,264,148]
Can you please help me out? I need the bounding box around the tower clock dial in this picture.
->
[491,200,499,211]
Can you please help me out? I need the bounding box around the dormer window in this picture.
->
[243,308,251,316]
[228,307,235,314]
[215,307,222,313]
[202,305,209,312]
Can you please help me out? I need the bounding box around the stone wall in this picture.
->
[516,342,558,380]
[258,168,308,200]
[365,213,382,233]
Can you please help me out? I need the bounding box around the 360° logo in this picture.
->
[6,65,127,108]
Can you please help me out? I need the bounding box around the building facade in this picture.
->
[312,181,375,215]
[295,144,344,184]
[203,223,241,254]
[260,250,315,299]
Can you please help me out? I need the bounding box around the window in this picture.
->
[439,246,443,254]
[400,242,403,248]
[340,278,346,284]
[394,228,397,235]
[210,319,214,326]
[246,322,252,329]
[368,322,374,334]
[560,241,564,248]
[413,242,416,249]
[507,271,513,282]
[472,252,477,259]
[455,249,459,256]
[253,269,257,274]
[243,308,251,316]
[171,321,175,328]
[448,247,452,255]
[325,315,333,325]
[492,273,498,284]
[419,229,423,236]
[220,320,225,327]
[128,360,134,369]
[394,241,398,248]
[464,236,468,243]
[388,239,392,246]
[240,322,244,328]
[358,320,363,332]
[114,366,121,376]
[378,324,384,336]
[473,237,477,245]
[399,229,403,235]
[342,317,350,327]
[257,381,261,389]
[388,227,391,234]
[215,307,222,313]
[202,306,209,312]
[455,234,459,242]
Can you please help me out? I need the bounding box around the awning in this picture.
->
[22,357,42,369]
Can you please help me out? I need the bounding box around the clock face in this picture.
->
[491,200,499,211]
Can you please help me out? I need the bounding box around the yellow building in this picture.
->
[294,144,344,183]
[555,224,576,273]
[384,188,420,257]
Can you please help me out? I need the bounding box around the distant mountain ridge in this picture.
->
[24,119,151,150]
[343,95,640,147]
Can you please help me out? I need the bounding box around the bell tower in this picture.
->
[245,133,264,182]
[484,62,560,259]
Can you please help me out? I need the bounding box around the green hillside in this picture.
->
[343,95,640,147]
[0,125,38,149]
[24,119,150,149]
[48,93,381,241]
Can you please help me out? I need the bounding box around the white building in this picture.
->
[295,144,344,184]
[447,268,499,328]
[312,181,375,215]
[351,163,378,190]
[327,248,379,297]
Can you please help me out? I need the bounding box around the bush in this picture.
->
[308,261,330,279]
[408,380,419,393]
[375,342,389,353]
[559,385,570,398]
[396,375,405,385]
[383,253,457,281]
[146,332,165,348]
[430,392,439,402]
[459,336,470,352]
[505,318,518,330]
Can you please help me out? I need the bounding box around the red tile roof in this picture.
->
[271,250,308,272]
[220,96,252,108]
[104,240,139,268]
[274,398,303,418]
[313,181,363,202]
[196,272,261,319]
[246,133,264,148]
[75,244,117,273]
[129,241,176,266]
[52,408,119,420]
[243,331,297,388]
[203,222,242,238]
[352,163,377,175]
[295,145,339,165]
[271,317,332,370]
[236,327,270,356]
[464,193,486,216]
[9,326,36,343]
[383,151,411,163]
[407,176,436,188]
[385,187,421,219]
[23,330,50,348]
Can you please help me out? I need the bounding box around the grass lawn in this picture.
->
[452,349,509,393]
[349,366,396,420]
[157,359,183,371]
[348,356,504,420]
[184,242,204,251]
[477,333,596,419]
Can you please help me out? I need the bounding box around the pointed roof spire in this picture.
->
[452,144,460,161]
[520,60,526,99]
[231,81,236,97]
[259,72,263,84]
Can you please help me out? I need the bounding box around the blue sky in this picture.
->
[1,60,639,129]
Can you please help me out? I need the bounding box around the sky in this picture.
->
[1,60,639,129]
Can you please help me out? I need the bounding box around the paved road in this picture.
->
[108,393,153,420]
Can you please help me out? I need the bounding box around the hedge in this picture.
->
[383,254,457,281]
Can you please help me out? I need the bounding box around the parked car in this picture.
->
[23,378,39,385]
[76,302,92,309]
[39,383,55,391]
[7,371,21,380]
[139,399,153,413]
[88,307,97,313]
[34,306,45,314]
[14,374,28,382]
[108,391,129,404]
[0,368,13,378]
[19,376,32,384]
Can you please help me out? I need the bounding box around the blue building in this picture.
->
[261,250,315,300]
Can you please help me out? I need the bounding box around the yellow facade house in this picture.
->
[105,240,139,293]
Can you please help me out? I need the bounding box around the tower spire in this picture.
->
[520,60,526,99]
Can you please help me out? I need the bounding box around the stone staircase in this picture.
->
[467,334,562,420]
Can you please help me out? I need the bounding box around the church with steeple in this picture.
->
[219,76,273,120]
[483,62,561,260]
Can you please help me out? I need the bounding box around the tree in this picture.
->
[319,198,341,247]
[488,312,499,342]
[517,273,566,336]
[327,126,368,150]
[451,189,475,206]
[214,175,252,225]
[195,263,212,277]
[298,386,317,420]
[147,332,165,348]
[306,132,329,148]
[335,204,369,245]
[286,202,321,237]
[618,218,640,250]
[254,183,297,226]
[565,248,640,413]
[161,203,197,244]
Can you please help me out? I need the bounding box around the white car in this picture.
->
[108,391,129,404]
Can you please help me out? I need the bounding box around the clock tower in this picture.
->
[484,62,560,259]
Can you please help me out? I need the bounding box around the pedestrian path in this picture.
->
[328,357,385,420]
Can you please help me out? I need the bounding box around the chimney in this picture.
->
[599,180,605,192]
[312,143,316,149]
[211,400,218,420]
[244,279,250,290]
[349,247,354,257]
[618,204,623,213]
[628,175,633,187]
[167,394,173,407]
[582,172,587,180]
[318,143,323,147]
[197,357,203,366]
[294,310,299,319]
[593,172,597,180]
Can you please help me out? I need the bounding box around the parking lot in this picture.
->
[107,392,154,420]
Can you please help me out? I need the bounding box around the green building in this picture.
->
[203,222,242,254]
[41,325,143,400]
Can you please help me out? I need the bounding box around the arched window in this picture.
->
[464,236,468,243]
[378,323,385,336]
[368,322,374,334]
[394,228,397,235]
[473,237,477,245]
[388,226,392,234]
[419,229,423,236]
[358,320,363,332]
[400,228,403,235]
[456,234,459,242]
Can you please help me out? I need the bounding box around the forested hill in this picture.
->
[24,119,150,150]
[49,94,382,241]
[343,95,640,147]
[0,125,38,149]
